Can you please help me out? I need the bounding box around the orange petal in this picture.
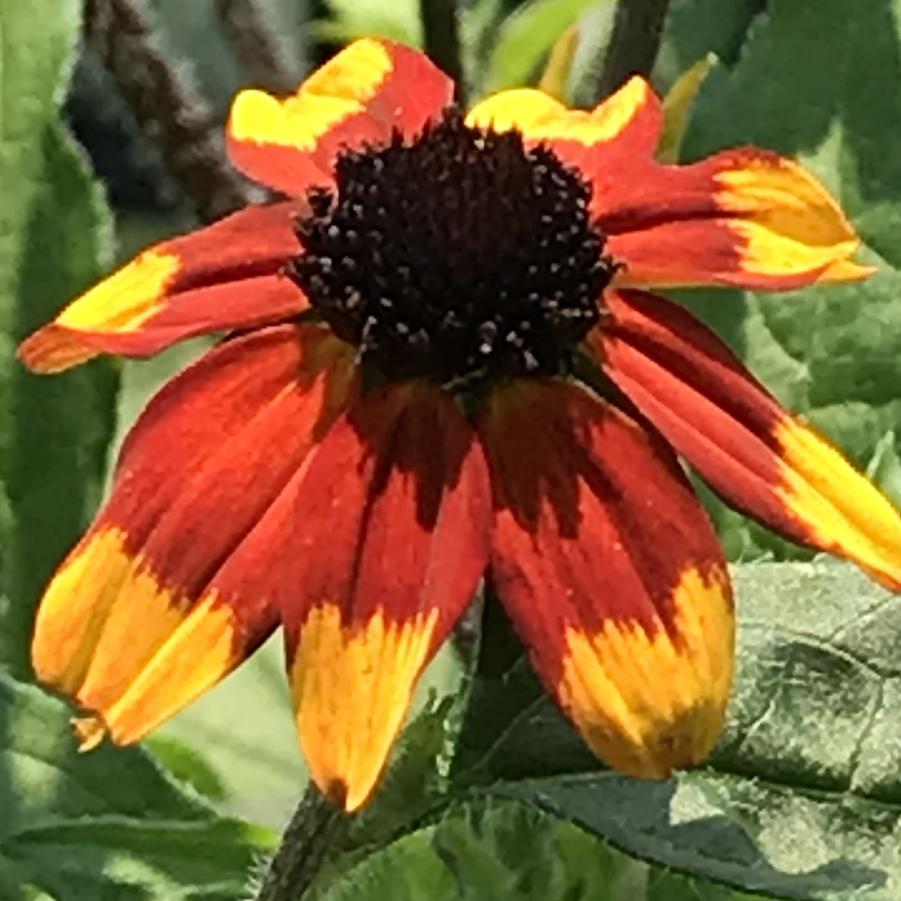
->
[467,76,660,151]
[204,382,491,811]
[19,203,307,372]
[602,148,870,290]
[467,75,662,177]
[482,380,733,778]
[595,289,901,589]
[32,324,354,744]
[228,39,453,196]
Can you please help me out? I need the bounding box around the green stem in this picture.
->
[419,0,464,101]
[84,0,249,221]
[255,783,347,901]
[214,0,296,92]
[595,0,671,98]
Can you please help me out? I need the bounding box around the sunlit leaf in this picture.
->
[451,562,901,900]
[313,796,764,901]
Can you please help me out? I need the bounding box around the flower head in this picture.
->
[21,39,901,812]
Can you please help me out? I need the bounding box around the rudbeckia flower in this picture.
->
[20,39,901,813]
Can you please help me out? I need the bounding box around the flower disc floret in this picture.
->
[290,109,614,386]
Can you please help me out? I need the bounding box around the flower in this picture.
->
[20,39,901,813]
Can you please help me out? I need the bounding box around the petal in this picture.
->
[482,380,733,779]
[32,324,354,745]
[466,75,662,172]
[203,382,491,811]
[602,148,872,290]
[467,82,868,290]
[596,289,901,589]
[19,203,307,373]
[228,39,453,196]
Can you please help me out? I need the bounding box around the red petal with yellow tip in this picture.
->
[602,148,871,290]
[466,75,662,178]
[18,203,306,373]
[32,324,354,746]
[205,382,491,811]
[228,39,453,196]
[596,289,901,589]
[482,380,733,780]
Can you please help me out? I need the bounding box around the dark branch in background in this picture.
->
[214,0,296,93]
[419,0,464,101]
[595,0,670,98]
[84,0,250,222]
[254,783,348,901]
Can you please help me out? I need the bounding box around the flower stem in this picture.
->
[595,0,670,98]
[419,0,464,101]
[254,783,347,901]
[214,0,296,93]
[84,0,250,221]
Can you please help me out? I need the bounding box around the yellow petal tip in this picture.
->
[815,257,877,284]
[294,604,439,812]
[558,565,733,779]
[72,715,106,752]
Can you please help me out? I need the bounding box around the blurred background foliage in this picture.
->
[5,0,901,898]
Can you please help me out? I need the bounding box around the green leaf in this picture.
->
[314,0,422,45]
[0,0,119,676]
[144,735,229,804]
[158,637,306,827]
[0,672,274,897]
[451,561,901,900]
[4,819,271,901]
[315,796,761,901]
[655,0,765,89]
[672,0,901,559]
[485,0,609,92]
[317,798,642,901]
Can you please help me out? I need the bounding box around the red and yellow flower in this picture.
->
[20,39,901,812]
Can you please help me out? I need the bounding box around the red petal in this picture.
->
[482,380,733,780]
[205,382,491,810]
[596,289,901,589]
[467,85,866,290]
[467,76,662,184]
[19,203,306,372]
[31,324,355,745]
[601,148,871,290]
[228,39,453,196]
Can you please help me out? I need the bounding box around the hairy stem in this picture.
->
[84,0,249,221]
[214,0,296,93]
[419,0,464,99]
[596,0,670,98]
[254,784,347,901]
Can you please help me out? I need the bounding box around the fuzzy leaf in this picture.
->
[0,0,119,676]
[451,562,901,900]
[0,673,274,898]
